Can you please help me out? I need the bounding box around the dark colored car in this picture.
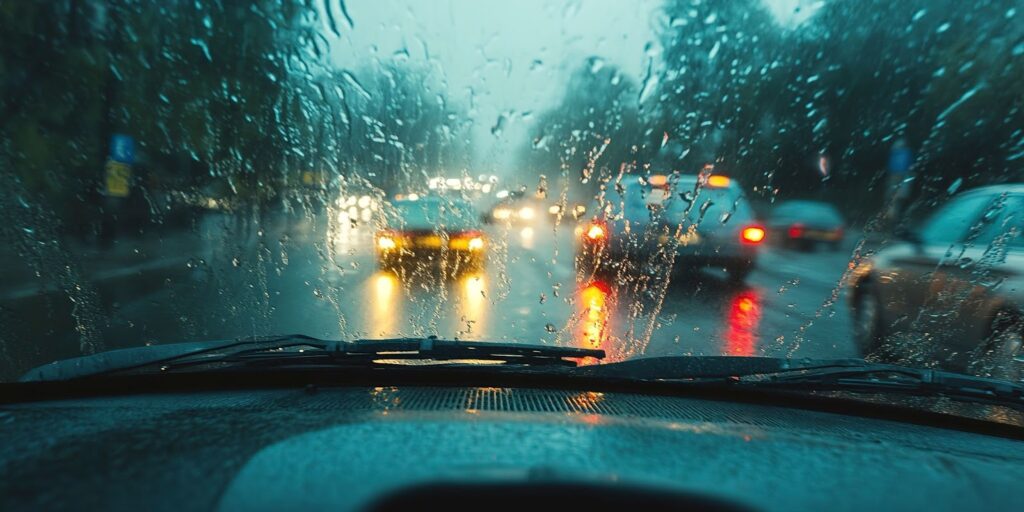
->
[577,174,765,283]
[481,190,545,226]
[766,200,845,251]
[849,185,1024,382]
[375,197,486,275]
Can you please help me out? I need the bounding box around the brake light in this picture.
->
[788,224,805,239]
[648,174,668,188]
[585,224,606,241]
[741,226,766,244]
[707,175,731,188]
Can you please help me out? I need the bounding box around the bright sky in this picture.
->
[324,0,821,172]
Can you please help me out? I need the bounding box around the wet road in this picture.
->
[0,210,861,378]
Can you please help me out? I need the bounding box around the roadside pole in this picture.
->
[100,134,135,247]
[885,138,913,230]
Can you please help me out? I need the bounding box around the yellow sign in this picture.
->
[104,160,132,198]
[301,171,324,186]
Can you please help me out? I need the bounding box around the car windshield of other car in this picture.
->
[391,199,476,230]
[1,0,1023,425]
[771,201,843,225]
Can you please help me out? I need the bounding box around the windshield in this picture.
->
[1,1,1022,422]
[389,199,477,231]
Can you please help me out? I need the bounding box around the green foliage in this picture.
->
[523,0,1023,220]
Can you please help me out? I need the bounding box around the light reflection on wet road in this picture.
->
[0,211,861,378]
[286,213,859,361]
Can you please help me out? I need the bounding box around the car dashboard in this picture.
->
[1,386,1022,511]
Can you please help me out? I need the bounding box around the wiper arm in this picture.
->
[737,364,1024,410]
[87,334,332,378]
[580,356,1024,410]
[109,336,604,375]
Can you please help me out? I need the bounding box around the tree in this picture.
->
[0,0,322,229]
[518,58,645,201]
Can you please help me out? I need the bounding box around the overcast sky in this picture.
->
[323,0,821,174]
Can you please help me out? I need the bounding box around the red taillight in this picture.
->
[741,226,766,244]
[585,224,606,241]
[787,224,804,239]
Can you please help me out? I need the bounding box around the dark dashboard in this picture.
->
[1,385,1022,511]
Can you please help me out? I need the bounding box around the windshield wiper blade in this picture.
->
[108,336,605,375]
[737,364,1024,409]
[579,356,1024,409]
[82,334,333,378]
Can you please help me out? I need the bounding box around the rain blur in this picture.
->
[0,0,1022,386]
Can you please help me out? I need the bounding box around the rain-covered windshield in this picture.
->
[389,199,477,231]
[1,1,1022,419]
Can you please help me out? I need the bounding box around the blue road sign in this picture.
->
[888,146,912,175]
[109,134,136,165]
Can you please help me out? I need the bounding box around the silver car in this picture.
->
[849,184,1024,382]
[577,173,764,283]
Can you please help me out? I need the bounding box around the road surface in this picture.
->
[0,210,862,379]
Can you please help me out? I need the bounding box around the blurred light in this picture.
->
[347,206,359,218]
[337,211,350,223]
[585,224,606,240]
[519,206,535,220]
[481,184,492,194]
[360,208,372,222]
[407,193,420,201]
[493,208,512,220]
[446,178,462,189]
[707,175,731,188]
[375,273,395,295]
[548,205,561,215]
[428,178,441,189]
[377,236,397,250]
[478,174,487,182]
[573,205,587,217]
[496,190,509,199]
[741,226,766,244]
[520,227,534,249]
[648,174,668,187]
[458,273,488,335]
[788,224,805,239]
[467,237,485,251]
[489,175,499,183]
[578,281,611,351]
[724,290,762,356]
[369,272,402,337]
[394,194,406,201]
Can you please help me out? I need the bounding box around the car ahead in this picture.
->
[849,184,1024,382]
[766,200,845,251]
[577,173,765,283]
[481,190,544,226]
[375,197,486,276]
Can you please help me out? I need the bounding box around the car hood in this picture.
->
[2,387,1022,511]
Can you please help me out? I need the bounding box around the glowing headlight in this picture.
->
[519,207,536,220]
[467,237,485,251]
[377,236,397,250]
[493,208,512,220]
